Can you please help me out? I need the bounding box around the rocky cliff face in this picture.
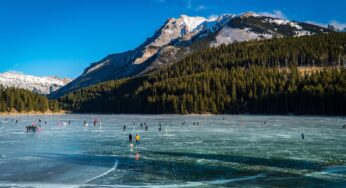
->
[50,12,333,98]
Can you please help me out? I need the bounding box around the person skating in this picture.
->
[135,134,140,146]
[129,133,133,143]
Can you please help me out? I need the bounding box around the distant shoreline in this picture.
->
[0,111,345,117]
[0,111,68,116]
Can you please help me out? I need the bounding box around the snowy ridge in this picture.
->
[0,72,71,95]
[51,12,334,98]
[143,13,328,49]
[134,15,206,64]
[180,15,207,32]
[95,13,329,66]
[134,14,225,64]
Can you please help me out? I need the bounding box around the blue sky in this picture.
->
[0,0,345,78]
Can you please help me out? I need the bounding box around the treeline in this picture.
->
[0,86,60,113]
[60,33,346,115]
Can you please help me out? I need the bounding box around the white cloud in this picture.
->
[195,4,206,11]
[259,10,286,19]
[187,0,207,11]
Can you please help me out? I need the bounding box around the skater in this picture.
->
[129,133,133,143]
[135,134,140,146]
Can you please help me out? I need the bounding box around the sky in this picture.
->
[0,0,345,78]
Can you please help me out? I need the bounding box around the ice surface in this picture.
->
[0,115,345,187]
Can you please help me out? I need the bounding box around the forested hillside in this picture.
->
[50,13,333,99]
[0,86,60,113]
[60,33,346,115]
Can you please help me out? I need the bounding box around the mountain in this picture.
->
[59,33,346,115]
[0,72,71,95]
[50,12,333,98]
[327,24,339,31]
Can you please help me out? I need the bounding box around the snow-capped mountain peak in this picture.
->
[133,15,208,64]
[151,15,207,46]
[179,14,207,32]
[0,72,71,95]
[50,12,335,98]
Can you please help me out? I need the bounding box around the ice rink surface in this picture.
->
[0,115,345,187]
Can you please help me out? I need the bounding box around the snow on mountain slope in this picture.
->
[208,12,331,47]
[212,27,272,47]
[50,12,334,98]
[180,15,207,32]
[0,72,71,95]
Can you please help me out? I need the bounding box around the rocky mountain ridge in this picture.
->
[50,12,333,98]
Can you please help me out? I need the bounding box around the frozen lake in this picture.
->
[0,115,345,188]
